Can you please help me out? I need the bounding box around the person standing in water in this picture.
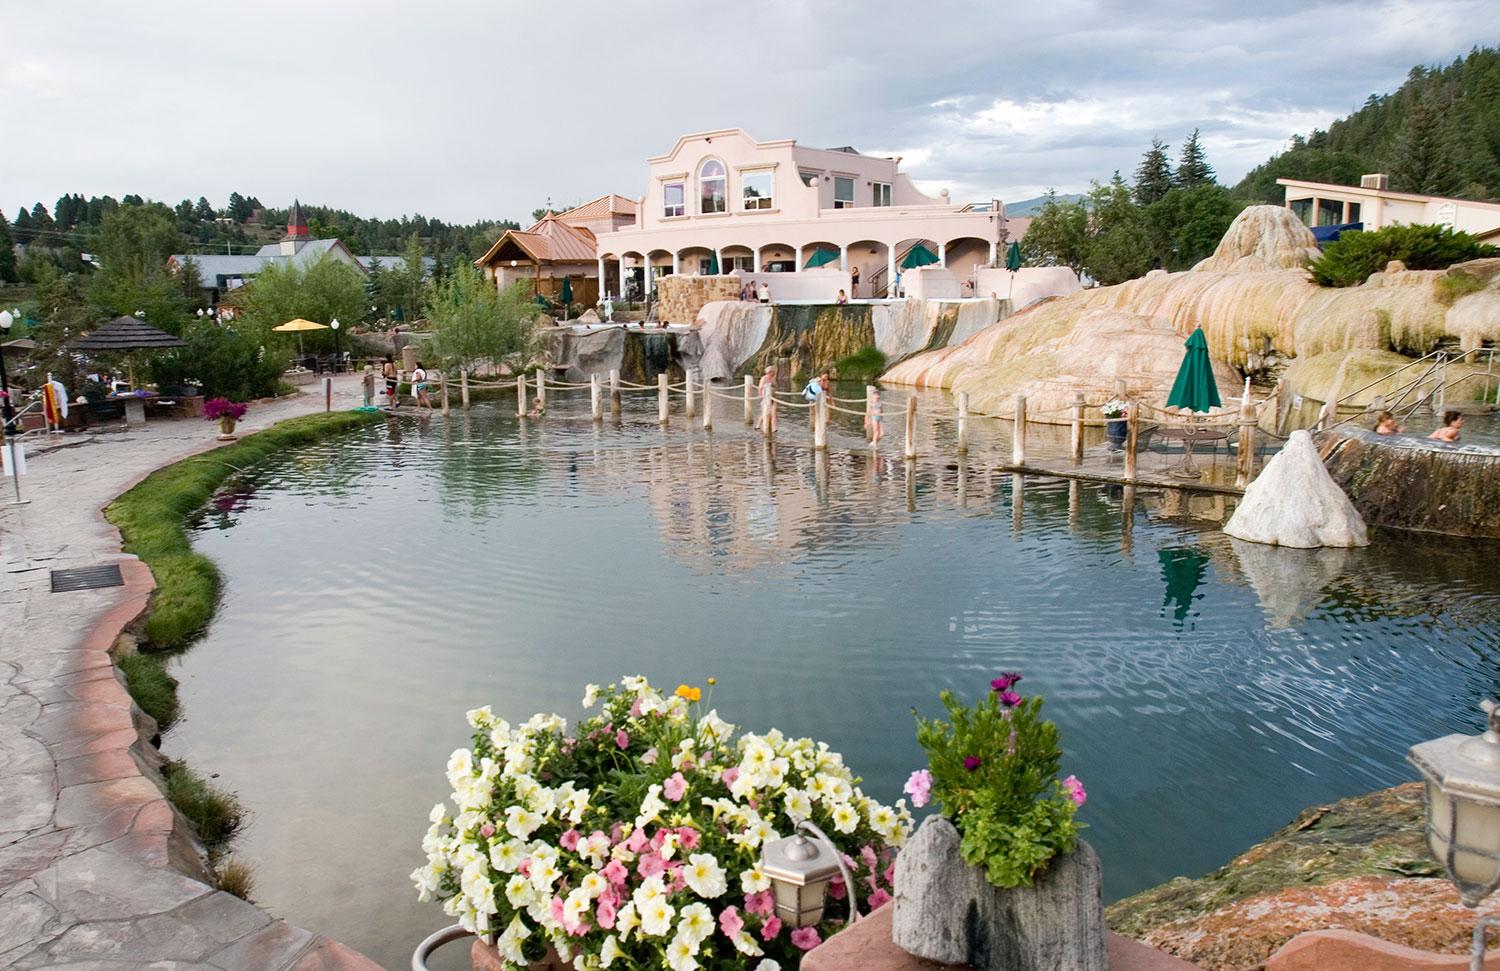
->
[755,365,778,432]
[382,356,399,409]
[865,387,884,445]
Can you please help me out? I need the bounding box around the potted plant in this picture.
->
[1100,399,1130,448]
[414,677,911,971]
[892,674,1104,970]
[203,397,247,441]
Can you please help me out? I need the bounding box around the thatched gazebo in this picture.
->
[71,315,186,389]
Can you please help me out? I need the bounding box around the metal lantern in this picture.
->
[760,820,857,929]
[1408,699,1500,908]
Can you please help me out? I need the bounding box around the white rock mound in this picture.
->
[1225,430,1369,548]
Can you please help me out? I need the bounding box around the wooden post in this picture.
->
[1236,398,1257,488]
[657,373,669,424]
[956,391,969,453]
[814,394,827,450]
[1124,403,1140,480]
[440,372,450,416]
[685,368,697,418]
[904,395,917,460]
[536,370,546,409]
[744,375,755,425]
[590,373,602,422]
[702,381,714,431]
[323,376,332,412]
[460,368,470,410]
[609,369,621,417]
[1070,393,1085,463]
[760,385,773,438]
[516,374,527,417]
[1011,395,1027,466]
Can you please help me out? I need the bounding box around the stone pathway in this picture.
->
[0,376,388,969]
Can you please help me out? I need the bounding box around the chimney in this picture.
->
[1360,174,1389,191]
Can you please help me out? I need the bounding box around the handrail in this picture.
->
[1331,348,1446,410]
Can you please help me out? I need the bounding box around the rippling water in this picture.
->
[168,390,1500,969]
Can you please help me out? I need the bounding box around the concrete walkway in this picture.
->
[0,375,387,969]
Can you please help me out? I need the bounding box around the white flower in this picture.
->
[498,915,531,964]
[783,789,812,821]
[831,801,859,834]
[632,875,667,909]
[869,805,897,835]
[658,830,680,861]
[489,839,526,873]
[579,871,607,898]
[446,748,474,787]
[465,705,494,728]
[622,675,649,693]
[528,855,562,892]
[505,806,543,840]
[563,887,592,927]
[677,902,713,944]
[697,709,734,742]
[732,930,764,956]
[428,803,448,825]
[754,961,782,971]
[582,683,601,708]
[504,873,532,908]
[599,934,623,967]
[683,853,727,898]
[739,864,771,894]
[666,934,700,971]
[635,784,667,829]
[639,898,676,937]
[615,902,639,938]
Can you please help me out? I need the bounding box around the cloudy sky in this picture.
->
[1,1,1493,225]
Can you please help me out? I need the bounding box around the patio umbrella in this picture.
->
[803,248,840,269]
[1005,241,1023,300]
[272,317,330,356]
[1165,327,1222,413]
[900,243,939,269]
[559,277,573,321]
[707,252,720,275]
[71,315,186,389]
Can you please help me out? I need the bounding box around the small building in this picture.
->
[474,195,637,306]
[1278,174,1500,244]
[168,201,367,305]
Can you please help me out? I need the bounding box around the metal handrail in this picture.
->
[1331,348,1445,410]
[411,923,474,971]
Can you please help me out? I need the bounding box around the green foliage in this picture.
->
[427,266,538,371]
[832,345,886,382]
[1436,268,1489,304]
[235,255,367,358]
[88,203,197,333]
[1309,224,1499,287]
[118,652,179,728]
[0,209,15,284]
[21,260,105,391]
[1133,138,1174,205]
[1020,190,1090,275]
[1085,174,1154,285]
[914,682,1082,888]
[1146,185,1247,271]
[1174,129,1215,188]
[163,761,243,850]
[1389,94,1464,196]
[148,320,285,400]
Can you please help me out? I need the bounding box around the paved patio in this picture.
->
[0,375,384,969]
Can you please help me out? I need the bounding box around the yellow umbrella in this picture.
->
[272,318,330,356]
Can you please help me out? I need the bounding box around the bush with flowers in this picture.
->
[202,397,248,423]
[904,672,1086,889]
[413,677,913,970]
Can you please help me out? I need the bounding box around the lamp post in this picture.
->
[0,310,27,505]
[760,820,859,929]
[330,318,341,372]
[1409,699,1500,970]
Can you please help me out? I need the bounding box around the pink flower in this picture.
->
[791,927,822,950]
[1063,775,1087,807]
[596,896,617,929]
[629,697,644,717]
[868,888,892,909]
[963,756,983,772]
[637,853,666,879]
[602,860,628,885]
[903,769,933,808]
[479,822,495,838]
[677,827,700,850]
[615,728,630,749]
[569,921,592,937]
[744,891,774,917]
[999,690,1022,708]
[560,829,581,851]
[760,915,782,940]
[990,672,1022,692]
[859,845,879,873]
[641,747,659,765]
[829,876,846,900]
[549,896,566,925]
[883,863,895,887]
[668,863,687,892]
[721,767,740,787]
[719,905,744,939]
[625,829,647,853]
[610,822,623,844]
[518,859,532,877]
[663,772,688,802]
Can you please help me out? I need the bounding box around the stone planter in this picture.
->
[892,815,1106,971]
[217,417,238,441]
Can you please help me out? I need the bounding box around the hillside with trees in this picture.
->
[1235,45,1500,203]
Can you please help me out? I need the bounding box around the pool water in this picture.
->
[169,391,1500,968]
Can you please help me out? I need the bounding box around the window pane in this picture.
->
[743,172,773,210]
[663,182,684,217]
[701,177,726,213]
[834,177,854,208]
[1347,202,1362,224]
[700,160,725,179]
[1317,198,1343,226]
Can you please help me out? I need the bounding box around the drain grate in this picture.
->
[50,564,124,593]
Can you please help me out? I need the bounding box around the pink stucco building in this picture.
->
[594,129,1022,301]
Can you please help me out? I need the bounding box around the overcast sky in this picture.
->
[1,1,1493,225]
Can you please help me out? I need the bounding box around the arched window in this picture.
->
[699,159,727,214]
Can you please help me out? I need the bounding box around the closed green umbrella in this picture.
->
[1165,327,1222,413]
[803,248,840,269]
[707,252,720,275]
[560,276,573,305]
[900,243,939,269]
[1005,241,1023,272]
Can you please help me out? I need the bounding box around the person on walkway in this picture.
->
[382,356,399,409]
[849,265,860,297]
[741,281,754,301]
[835,289,848,305]
[893,270,902,298]
[755,365,778,432]
[1429,410,1463,442]
[758,282,771,304]
[411,362,432,409]
[1374,411,1404,435]
[865,387,883,445]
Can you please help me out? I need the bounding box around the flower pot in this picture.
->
[471,938,566,971]
[892,815,1105,971]
[1105,418,1128,447]
[217,417,238,441]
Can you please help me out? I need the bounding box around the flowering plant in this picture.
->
[414,677,912,970]
[1100,399,1129,420]
[907,673,1085,889]
[203,397,248,422]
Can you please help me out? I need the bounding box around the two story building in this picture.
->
[1278,174,1500,244]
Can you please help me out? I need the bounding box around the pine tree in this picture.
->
[1174,129,1215,188]
[193,196,215,221]
[1389,95,1464,196]
[30,202,55,232]
[1133,138,1174,205]
[0,210,16,284]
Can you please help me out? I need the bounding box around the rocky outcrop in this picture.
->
[657,274,742,324]
[1318,426,1500,537]
[1193,205,1321,272]
[1106,784,1482,971]
[1224,430,1368,547]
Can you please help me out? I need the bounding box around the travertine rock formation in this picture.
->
[1225,430,1368,547]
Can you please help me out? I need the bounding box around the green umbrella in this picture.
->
[1159,547,1209,627]
[560,276,573,304]
[1165,327,1222,413]
[803,248,840,269]
[900,243,939,269]
[1005,241,1023,272]
[707,252,720,275]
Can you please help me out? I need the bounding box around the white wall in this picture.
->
[973,266,1082,310]
[729,268,851,302]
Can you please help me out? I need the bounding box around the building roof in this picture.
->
[1276,178,1500,211]
[71,316,186,351]
[287,199,309,240]
[558,193,638,223]
[359,254,437,274]
[475,216,599,267]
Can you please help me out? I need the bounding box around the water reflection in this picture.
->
[171,394,1500,969]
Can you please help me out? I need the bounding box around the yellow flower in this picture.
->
[706,677,717,686]
[674,684,702,702]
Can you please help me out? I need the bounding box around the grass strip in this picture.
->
[117,651,179,728]
[163,760,244,851]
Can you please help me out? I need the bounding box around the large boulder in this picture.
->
[892,815,1106,971]
[1225,430,1368,547]
[1193,205,1321,273]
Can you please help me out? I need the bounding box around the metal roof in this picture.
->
[559,193,638,222]
[71,316,186,351]
[475,217,598,266]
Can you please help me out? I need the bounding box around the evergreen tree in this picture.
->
[1389,95,1464,196]
[227,192,252,222]
[0,210,16,284]
[13,207,31,232]
[30,203,55,232]
[193,196,215,221]
[1174,129,1215,188]
[1133,138,1174,205]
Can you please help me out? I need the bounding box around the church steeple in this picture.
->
[286,199,309,241]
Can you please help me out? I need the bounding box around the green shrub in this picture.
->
[164,761,243,850]
[149,320,286,401]
[1311,224,1498,287]
[832,345,887,382]
[118,652,178,728]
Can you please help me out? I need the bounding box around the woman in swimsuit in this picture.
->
[382,356,398,409]
[755,365,778,433]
